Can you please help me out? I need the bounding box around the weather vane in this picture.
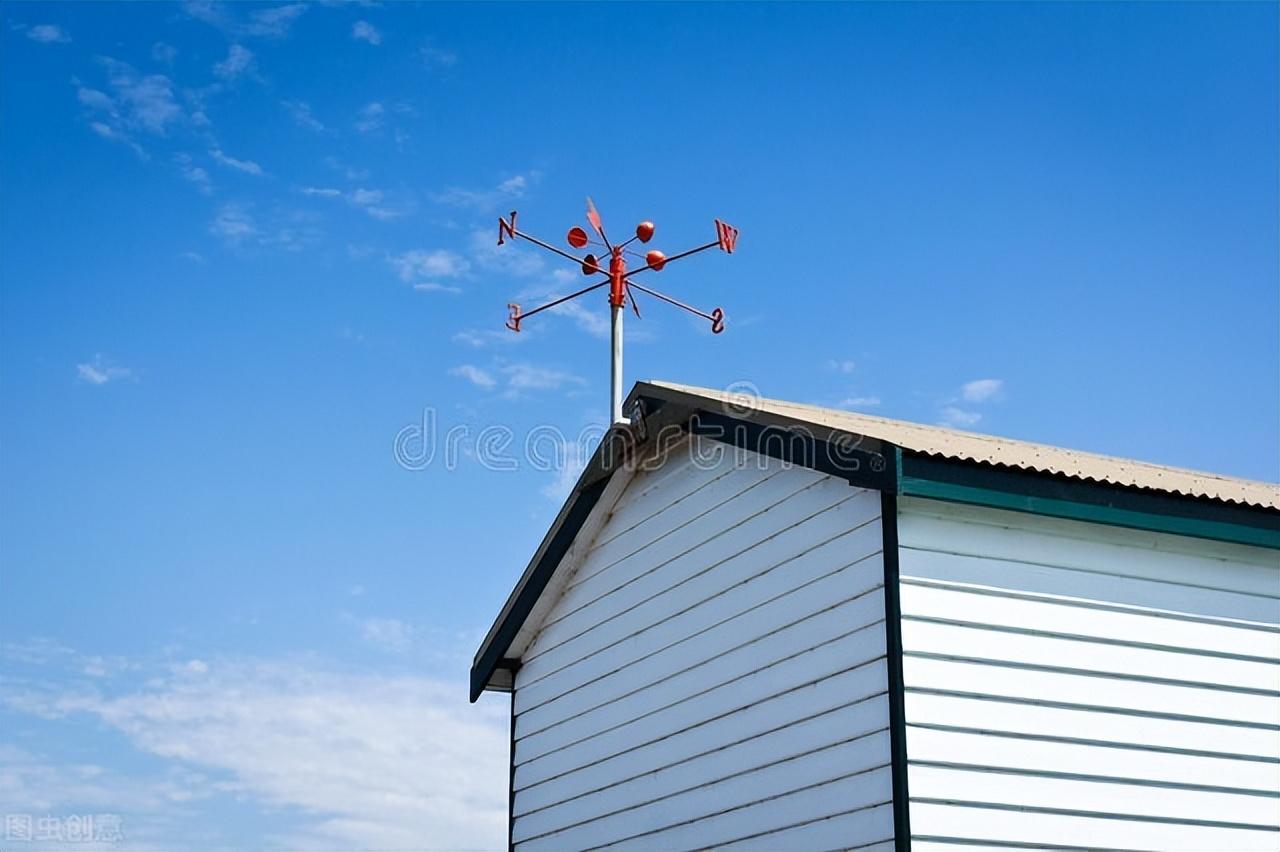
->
[498,198,737,424]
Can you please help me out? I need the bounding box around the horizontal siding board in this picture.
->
[530,474,860,661]
[515,663,889,797]
[517,598,885,749]
[898,500,1280,593]
[901,546,1279,624]
[717,808,894,852]
[516,546,883,726]
[904,692,1280,760]
[900,618,1279,692]
[905,726,1280,793]
[515,502,881,704]
[900,580,1280,660]
[521,766,894,852]
[909,802,1279,851]
[910,765,1276,826]
[902,655,1277,726]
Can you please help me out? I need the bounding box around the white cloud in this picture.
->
[413,282,462,294]
[434,172,538,212]
[76,355,134,386]
[281,99,324,132]
[961,378,1004,403]
[174,153,212,193]
[420,45,457,68]
[244,3,306,37]
[838,396,881,409]
[940,406,982,428]
[549,297,610,339]
[304,185,411,220]
[300,186,342,198]
[89,121,146,159]
[389,249,470,284]
[185,1,307,39]
[151,42,178,64]
[354,101,384,133]
[449,365,496,389]
[213,44,255,80]
[83,58,184,138]
[826,359,856,374]
[181,251,205,263]
[501,363,585,393]
[209,204,316,252]
[26,24,71,44]
[359,618,414,653]
[210,147,264,176]
[209,203,258,244]
[4,655,508,850]
[352,20,381,45]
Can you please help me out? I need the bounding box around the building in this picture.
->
[470,380,1280,851]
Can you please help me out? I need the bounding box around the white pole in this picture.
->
[610,303,624,424]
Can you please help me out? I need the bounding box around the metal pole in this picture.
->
[610,302,624,424]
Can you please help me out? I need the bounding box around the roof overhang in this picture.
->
[469,381,1280,700]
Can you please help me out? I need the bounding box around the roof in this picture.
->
[646,381,1280,511]
[470,380,1279,700]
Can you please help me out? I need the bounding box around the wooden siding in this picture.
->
[898,497,1280,851]
[511,441,893,850]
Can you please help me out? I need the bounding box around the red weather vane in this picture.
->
[497,198,737,423]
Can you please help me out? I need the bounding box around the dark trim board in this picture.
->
[901,453,1280,550]
[881,492,912,850]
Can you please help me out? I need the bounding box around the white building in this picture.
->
[471,381,1280,851]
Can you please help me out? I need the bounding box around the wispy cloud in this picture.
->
[76,355,135,386]
[501,362,586,394]
[151,41,178,64]
[354,101,385,133]
[449,365,496,390]
[388,250,470,290]
[826,359,856,374]
[940,406,983,428]
[961,378,1003,403]
[281,99,324,132]
[212,44,255,81]
[352,20,381,45]
[303,185,412,220]
[184,1,307,39]
[210,147,264,176]
[359,617,414,653]
[838,396,881,409]
[174,153,212,193]
[433,172,537,212]
[75,58,185,156]
[938,377,1005,427]
[89,121,147,159]
[209,203,315,252]
[25,24,71,44]
[3,650,507,850]
[420,44,457,68]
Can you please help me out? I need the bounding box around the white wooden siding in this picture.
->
[511,441,893,850]
[897,497,1280,851]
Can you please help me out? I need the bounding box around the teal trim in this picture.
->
[901,475,1280,550]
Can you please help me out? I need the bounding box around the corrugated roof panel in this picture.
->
[646,381,1280,511]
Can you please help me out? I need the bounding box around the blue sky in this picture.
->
[1,1,1276,849]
